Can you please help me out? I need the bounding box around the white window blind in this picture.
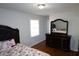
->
[30,20,39,37]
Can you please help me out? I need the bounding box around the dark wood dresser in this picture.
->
[46,32,71,51]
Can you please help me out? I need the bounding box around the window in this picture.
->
[30,20,39,37]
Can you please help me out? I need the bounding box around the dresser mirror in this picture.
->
[51,19,68,34]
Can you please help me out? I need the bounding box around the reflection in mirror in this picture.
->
[51,19,68,34]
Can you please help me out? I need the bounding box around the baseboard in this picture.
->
[31,39,45,47]
[70,49,78,52]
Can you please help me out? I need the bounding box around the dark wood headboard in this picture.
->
[0,25,20,44]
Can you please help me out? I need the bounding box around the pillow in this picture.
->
[1,39,16,50]
[9,39,16,47]
[0,42,2,50]
[2,40,11,50]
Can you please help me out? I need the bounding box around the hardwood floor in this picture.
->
[32,40,78,56]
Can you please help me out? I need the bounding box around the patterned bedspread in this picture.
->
[0,44,50,56]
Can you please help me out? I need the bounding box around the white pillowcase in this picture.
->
[9,39,16,47]
[0,42,2,50]
[0,39,16,51]
[2,40,11,50]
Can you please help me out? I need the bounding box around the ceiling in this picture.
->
[0,3,79,15]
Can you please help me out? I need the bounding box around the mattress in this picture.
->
[0,43,50,56]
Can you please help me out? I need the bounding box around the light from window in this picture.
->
[30,20,39,37]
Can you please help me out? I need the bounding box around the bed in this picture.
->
[0,25,49,56]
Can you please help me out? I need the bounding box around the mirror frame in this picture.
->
[50,19,68,35]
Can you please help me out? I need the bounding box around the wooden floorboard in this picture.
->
[32,40,78,56]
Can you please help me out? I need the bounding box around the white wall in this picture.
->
[0,8,48,47]
[49,12,79,51]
